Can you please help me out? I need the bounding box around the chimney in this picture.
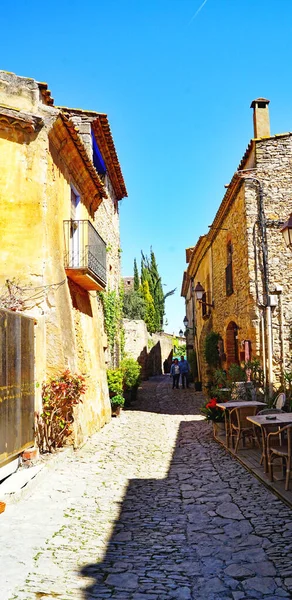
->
[250,98,270,138]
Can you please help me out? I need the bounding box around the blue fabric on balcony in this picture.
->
[92,132,107,175]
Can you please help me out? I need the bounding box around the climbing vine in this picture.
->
[99,284,125,363]
[204,331,221,368]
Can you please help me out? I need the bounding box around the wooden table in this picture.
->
[246,413,292,473]
[217,401,266,448]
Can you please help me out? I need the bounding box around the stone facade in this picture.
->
[123,319,181,378]
[182,100,292,392]
[0,71,127,446]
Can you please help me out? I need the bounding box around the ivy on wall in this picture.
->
[99,283,125,363]
[204,331,221,368]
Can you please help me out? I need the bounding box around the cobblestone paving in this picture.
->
[2,376,292,600]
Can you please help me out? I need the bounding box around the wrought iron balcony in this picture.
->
[64,220,106,291]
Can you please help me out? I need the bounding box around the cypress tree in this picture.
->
[150,248,164,330]
[142,280,156,334]
[133,258,140,291]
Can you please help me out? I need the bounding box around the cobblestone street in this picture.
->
[2,376,292,600]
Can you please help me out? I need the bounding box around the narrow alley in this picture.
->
[2,377,292,600]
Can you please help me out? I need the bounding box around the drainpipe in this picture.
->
[266,305,273,395]
[191,278,201,381]
[260,312,267,389]
[238,173,273,397]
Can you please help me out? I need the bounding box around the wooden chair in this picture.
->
[267,424,292,491]
[273,393,286,410]
[256,408,284,466]
[229,406,260,453]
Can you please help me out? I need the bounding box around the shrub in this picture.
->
[111,394,125,408]
[123,290,146,320]
[35,370,87,453]
[228,363,246,382]
[120,358,141,390]
[107,368,123,397]
[204,332,221,368]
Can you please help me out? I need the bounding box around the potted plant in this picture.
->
[120,357,141,405]
[110,394,125,417]
[201,397,225,438]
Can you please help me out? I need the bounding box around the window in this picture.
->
[225,241,233,296]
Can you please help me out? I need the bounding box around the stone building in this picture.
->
[0,71,127,447]
[181,98,292,394]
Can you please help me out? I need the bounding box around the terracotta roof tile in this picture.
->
[60,113,107,200]
[58,106,127,200]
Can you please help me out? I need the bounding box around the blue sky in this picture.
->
[1,0,292,334]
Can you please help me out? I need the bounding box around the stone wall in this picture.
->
[183,132,292,390]
[123,319,176,379]
[255,135,292,375]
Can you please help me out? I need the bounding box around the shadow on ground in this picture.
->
[80,419,215,600]
[79,377,290,600]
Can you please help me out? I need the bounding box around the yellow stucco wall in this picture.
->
[0,73,111,443]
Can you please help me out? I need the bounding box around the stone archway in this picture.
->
[226,321,239,367]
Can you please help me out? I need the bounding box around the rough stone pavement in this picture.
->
[1,375,292,600]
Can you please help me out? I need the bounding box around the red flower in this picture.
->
[206,399,217,409]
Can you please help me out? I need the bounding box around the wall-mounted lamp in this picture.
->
[281,213,292,249]
[179,329,184,337]
[194,282,214,308]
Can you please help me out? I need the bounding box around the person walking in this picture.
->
[170,358,180,389]
[179,356,190,389]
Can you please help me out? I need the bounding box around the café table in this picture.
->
[217,401,266,449]
[246,413,292,473]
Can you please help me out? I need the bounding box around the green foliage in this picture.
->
[173,341,186,358]
[129,248,175,333]
[200,398,225,423]
[107,368,123,396]
[107,359,141,398]
[123,290,146,320]
[133,258,140,291]
[110,394,125,408]
[100,288,124,363]
[228,363,246,382]
[142,280,156,333]
[204,332,221,368]
[284,370,292,408]
[147,338,155,350]
[245,358,264,387]
[213,368,228,387]
[35,370,87,453]
[119,282,125,358]
[120,358,141,390]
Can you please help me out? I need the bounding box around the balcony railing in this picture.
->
[64,220,106,291]
[225,262,233,296]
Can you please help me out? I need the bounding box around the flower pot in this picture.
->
[111,405,121,417]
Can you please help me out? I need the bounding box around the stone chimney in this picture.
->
[250,98,270,138]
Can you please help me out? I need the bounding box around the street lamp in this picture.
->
[194,282,214,308]
[281,213,292,249]
[179,329,184,337]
